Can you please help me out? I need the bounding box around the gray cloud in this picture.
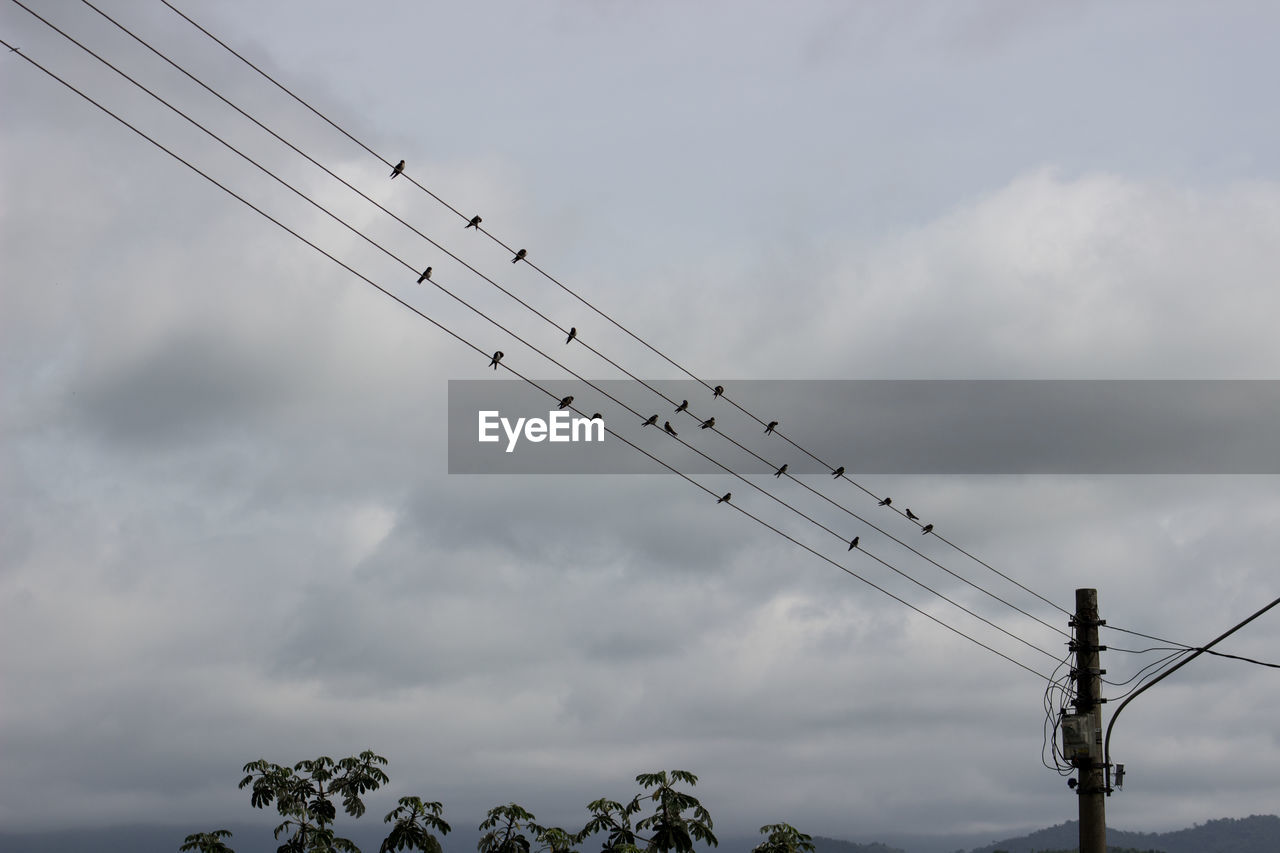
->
[3,0,1280,845]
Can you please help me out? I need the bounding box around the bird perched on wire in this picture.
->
[764,421,778,434]
[921,523,934,535]
[774,463,788,478]
[642,414,658,427]
[905,508,919,521]
[848,536,859,551]
[417,267,432,283]
[700,417,715,430]
[488,351,503,370]
[717,492,732,504]
[663,421,678,436]
[565,327,577,345]
[390,160,405,178]
[557,395,574,410]
[675,400,688,414]
[512,248,527,264]
[712,385,724,398]
[466,215,482,229]
[591,413,603,420]
[831,466,845,478]
[878,497,892,507]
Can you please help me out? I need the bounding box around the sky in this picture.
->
[3,0,1280,846]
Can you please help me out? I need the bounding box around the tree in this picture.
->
[751,824,814,853]
[381,797,452,853]
[182,751,447,853]
[183,756,804,853]
[479,803,541,853]
[632,770,717,853]
[179,829,236,853]
[581,797,642,853]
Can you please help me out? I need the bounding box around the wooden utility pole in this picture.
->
[1073,588,1107,853]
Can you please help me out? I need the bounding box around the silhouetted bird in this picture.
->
[717,492,732,504]
[565,327,577,344]
[713,385,724,398]
[466,215,482,229]
[921,523,934,535]
[700,417,715,429]
[832,466,845,478]
[774,463,788,478]
[664,421,678,436]
[905,509,919,521]
[557,395,574,410]
[642,414,658,427]
[764,421,778,434]
[591,413,603,420]
[878,497,892,506]
[390,160,405,178]
[512,248,527,263]
[848,536,859,550]
[675,400,688,413]
[489,351,503,370]
[417,267,432,283]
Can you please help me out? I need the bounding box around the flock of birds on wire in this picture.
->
[391,158,940,550]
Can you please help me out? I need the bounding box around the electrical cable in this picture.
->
[157,0,1073,621]
[75,0,1072,643]
[10,0,1063,666]
[0,31,1054,683]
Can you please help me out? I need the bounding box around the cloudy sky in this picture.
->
[3,0,1280,846]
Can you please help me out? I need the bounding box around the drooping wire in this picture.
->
[1041,645,1076,774]
[0,32,1055,683]
[156,0,1072,621]
[1104,623,1280,669]
[12,0,1064,667]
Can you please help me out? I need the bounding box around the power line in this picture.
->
[1104,623,1280,669]
[0,31,1054,683]
[157,0,1071,622]
[14,0,1063,667]
[75,0,1071,643]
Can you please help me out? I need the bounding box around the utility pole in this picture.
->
[1073,588,1107,853]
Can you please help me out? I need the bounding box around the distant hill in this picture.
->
[811,837,907,853]
[964,814,1280,853]
[3,815,1277,853]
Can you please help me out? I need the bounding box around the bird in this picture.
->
[663,421,677,436]
[488,351,504,369]
[712,385,724,398]
[717,492,732,504]
[642,414,658,427]
[831,466,845,478]
[466,215,482,229]
[878,497,892,507]
[512,248,527,263]
[565,327,577,344]
[700,417,715,430]
[390,160,405,178]
[905,508,919,521]
[921,523,934,535]
[848,536,859,551]
[591,413,603,420]
[774,463,788,478]
[417,267,432,283]
[764,421,778,434]
[675,400,689,413]
[557,395,574,410]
